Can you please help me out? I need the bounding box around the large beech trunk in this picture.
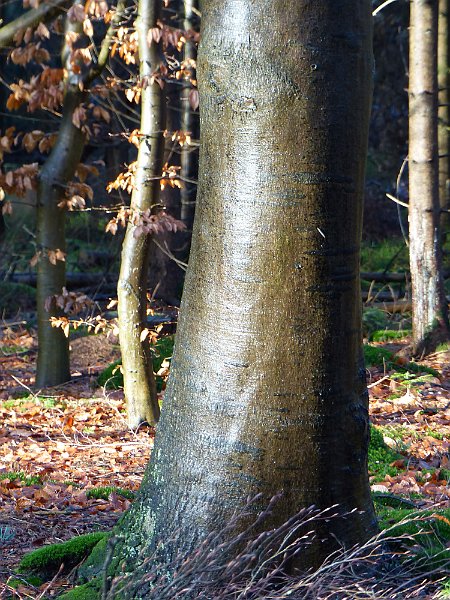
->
[36,91,84,387]
[108,0,377,578]
[117,0,165,428]
[409,0,449,355]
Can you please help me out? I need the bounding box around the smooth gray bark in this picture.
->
[117,0,165,427]
[409,0,449,355]
[98,0,378,590]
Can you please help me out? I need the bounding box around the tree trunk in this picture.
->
[409,0,450,356]
[36,0,86,387]
[439,0,449,235]
[117,0,165,428]
[36,94,85,387]
[179,0,199,234]
[36,0,125,386]
[106,0,377,582]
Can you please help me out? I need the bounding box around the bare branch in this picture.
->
[0,0,71,49]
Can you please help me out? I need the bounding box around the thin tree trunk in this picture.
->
[35,6,85,386]
[409,0,449,356]
[110,0,377,577]
[36,0,126,386]
[179,0,198,234]
[439,0,449,234]
[117,0,165,428]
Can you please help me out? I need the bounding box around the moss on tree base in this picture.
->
[57,580,101,599]
[18,532,108,580]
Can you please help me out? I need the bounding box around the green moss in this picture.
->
[370,329,411,342]
[57,580,101,599]
[363,344,440,377]
[97,334,175,392]
[368,425,404,481]
[18,532,108,579]
[8,575,43,588]
[86,486,135,501]
[76,534,110,582]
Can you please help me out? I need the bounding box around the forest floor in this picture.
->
[0,322,450,598]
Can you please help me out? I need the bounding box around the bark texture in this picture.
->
[111,0,377,577]
[36,73,85,386]
[117,0,165,428]
[36,0,125,386]
[180,0,199,233]
[409,0,449,355]
[439,0,449,234]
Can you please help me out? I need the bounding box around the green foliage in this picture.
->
[0,471,42,485]
[376,506,450,569]
[370,329,411,342]
[364,344,395,368]
[440,469,450,483]
[2,395,60,409]
[440,579,450,598]
[362,308,389,337]
[18,532,108,579]
[436,341,450,352]
[361,238,409,273]
[97,334,175,392]
[368,426,404,481]
[86,486,135,501]
[0,281,35,316]
[97,359,122,389]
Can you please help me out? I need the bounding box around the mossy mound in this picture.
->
[97,334,174,392]
[18,532,108,580]
[58,580,101,599]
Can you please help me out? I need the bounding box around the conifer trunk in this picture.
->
[117,0,165,428]
[409,0,449,355]
[109,0,377,577]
